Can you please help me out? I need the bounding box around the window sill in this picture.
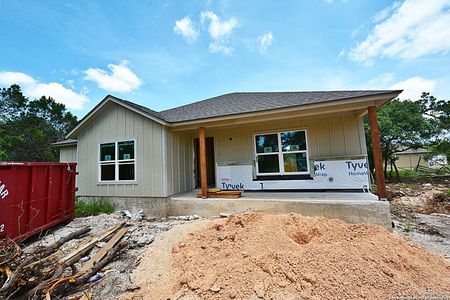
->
[254,175,313,181]
[97,181,137,185]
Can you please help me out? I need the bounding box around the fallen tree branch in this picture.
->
[44,227,91,255]
[25,227,92,270]
[0,256,33,293]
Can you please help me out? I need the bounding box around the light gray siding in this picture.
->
[59,145,77,162]
[205,113,367,165]
[165,129,195,195]
[163,113,368,195]
[77,103,165,198]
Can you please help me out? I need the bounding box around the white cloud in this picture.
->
[348,0,450,64]
[0,71,88,110]
[201,11,238,39]
[323,0,349,4]
[369,72,395,84]
[0,72,36,86]
[371,2,401,23]
[200,11,238,54]
[390,76,437,100]
[209,42,234,55]
[174,16,199,42]
[84,61,142,93]
[258,31,273,53]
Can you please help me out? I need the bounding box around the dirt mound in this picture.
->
[136,213,450,300]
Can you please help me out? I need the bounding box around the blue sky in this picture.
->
[1,0,449,118]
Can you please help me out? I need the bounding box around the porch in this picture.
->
[169,103,388,200]
[169,190,392,229]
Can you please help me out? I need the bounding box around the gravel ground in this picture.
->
[393,213,450,259]
[388,181,450,260]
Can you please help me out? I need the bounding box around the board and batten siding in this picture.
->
[165,129,195,195]
[204,113,367,166]
[77,103,165,198]
[59,145,77,162]
[165,113,368,194]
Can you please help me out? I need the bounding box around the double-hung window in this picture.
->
[255,130,309,175]
[99,140,135,182]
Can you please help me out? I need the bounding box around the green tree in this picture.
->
[0,84,77,162]
[364,95,445,180]
[419,93,450,160]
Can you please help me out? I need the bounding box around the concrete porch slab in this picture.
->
[169,190,392,229]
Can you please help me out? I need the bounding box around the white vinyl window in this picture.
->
[99,140,136,182]
[254,130,309,175]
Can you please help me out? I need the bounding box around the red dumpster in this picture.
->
[0,162,77,242]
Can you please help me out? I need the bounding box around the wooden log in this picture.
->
[79,227,127,273]
[47,227,91,254]
[25,227,92,270]
[196,191,241,199]
[59,222,124,266]
[75,241,128,285]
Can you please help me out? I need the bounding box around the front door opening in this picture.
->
[194,137,215,188]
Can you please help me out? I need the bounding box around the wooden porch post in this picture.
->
[368,106,387,200]
[199,127,208,198]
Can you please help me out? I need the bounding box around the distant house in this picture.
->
[395,149,448,169]
[53,90,401,221]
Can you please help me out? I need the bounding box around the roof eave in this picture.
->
[51,140,78,148]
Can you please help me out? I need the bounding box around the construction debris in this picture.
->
[388,181,450,214]
[0,222,126,299]
[196,190,241,199]
[389,181,450,259]
[0,212,201,299]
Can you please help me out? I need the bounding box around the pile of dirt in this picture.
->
[135,213,450,300]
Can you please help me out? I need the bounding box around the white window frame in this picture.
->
[254,130,310,176]
[98,139,136,183]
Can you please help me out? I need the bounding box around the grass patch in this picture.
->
[75,198,115,217]
[444,188,450,196]
[403,223,414,233]
[395,168,421,180]
[390,203,403,215]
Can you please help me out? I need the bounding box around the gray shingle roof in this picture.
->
[111,96,164,121]
[156,90,401,123]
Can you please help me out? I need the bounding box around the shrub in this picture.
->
[75,198,115,217]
